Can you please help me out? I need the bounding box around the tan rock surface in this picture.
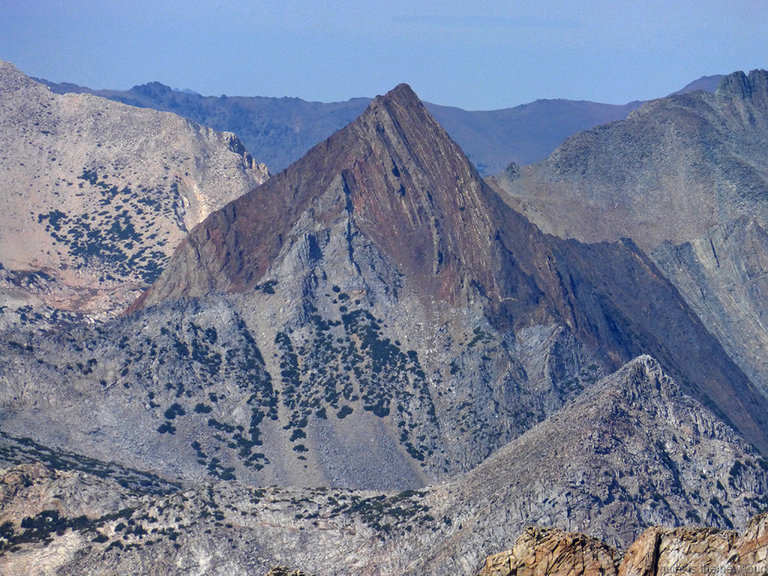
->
[619,513,768,576]
[477,513,768,576]
[0,60,268,317]
[477,527,619,576]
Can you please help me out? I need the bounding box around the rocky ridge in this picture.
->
[477,527,620,576]
[0,355,766,575]
[492,69,768,252]
[0,60,268,319]
[420,355,768,572]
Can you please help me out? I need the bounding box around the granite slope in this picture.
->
[0,60,268,320]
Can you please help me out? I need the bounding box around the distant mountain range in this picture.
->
[3,59,767,576]
[38,75,722,176]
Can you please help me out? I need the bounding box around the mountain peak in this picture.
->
[382,82,417,98]
[139,81,498,307]
[450,354,768,554]
[130,81,175,97]
[372,83,420,107]
[716,69,768,102]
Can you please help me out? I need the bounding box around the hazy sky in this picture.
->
[1,1,767,110]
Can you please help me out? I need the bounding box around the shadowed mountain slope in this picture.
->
[491,69,768,404]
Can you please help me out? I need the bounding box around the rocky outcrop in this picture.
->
[265,568,313,576]
[476,528,619,576]
[716,69,768,103]
[618,517,768,576]
[0,60,268,318]
[476,513,768,576]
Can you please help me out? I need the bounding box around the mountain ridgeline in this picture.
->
[2,61,768,576]
[492,69,768,252]
[40,78,647,176]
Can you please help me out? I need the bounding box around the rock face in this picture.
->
[619,514,768,576]
[0,60,268,318]
[476,512,768,576]
[138,82,504,306]
[651,217,768,400]
[476,528,620,576]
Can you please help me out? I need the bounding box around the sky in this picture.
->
[1,1,767,111]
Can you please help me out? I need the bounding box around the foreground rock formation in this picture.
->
[477,528,620,576]
[477,512,768,576]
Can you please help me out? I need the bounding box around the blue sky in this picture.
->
[1,0,767,110]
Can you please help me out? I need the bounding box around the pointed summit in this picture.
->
[376,82,420,102]
[442,354,768,556]
[138,82,501,307]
